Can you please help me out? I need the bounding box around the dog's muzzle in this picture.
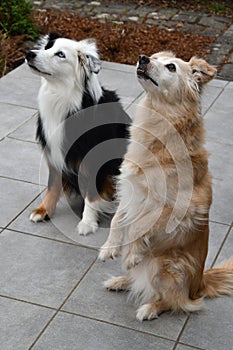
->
[25,50,52,76]
[137,55,158,87]
[25,50,37,62]
[137,54,150,78]
[139,55,150,66]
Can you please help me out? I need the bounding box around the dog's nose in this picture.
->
[139,55,150,65]
[26,50,37,61]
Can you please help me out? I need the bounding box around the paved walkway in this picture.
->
[0,59,233,349]
[33,0,233,80]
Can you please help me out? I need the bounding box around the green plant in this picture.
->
[210,3,225,14]
[0,0,39,39]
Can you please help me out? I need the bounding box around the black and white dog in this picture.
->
[25,33,130,235]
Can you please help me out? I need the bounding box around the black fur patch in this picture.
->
[44,32,61,50]
[36,114,46,148]
[63,88,130,199]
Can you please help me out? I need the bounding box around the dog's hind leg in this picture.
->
[104,275,131,291]
[30,166,62,222]
[136,300,170,321]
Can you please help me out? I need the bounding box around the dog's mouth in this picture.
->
[27,62,52,76]
[137,68,158,87]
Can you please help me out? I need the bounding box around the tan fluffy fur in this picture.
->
[99,52,233,321]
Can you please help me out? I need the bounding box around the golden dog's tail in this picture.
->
[203,258,233,298]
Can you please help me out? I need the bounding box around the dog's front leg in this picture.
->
[30,166,62,222]
[98,210,125,261]
[122,207,173,269]
[77,196,99,235]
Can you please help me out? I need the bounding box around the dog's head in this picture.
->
[25,33,101,84]
[137,51,217,103]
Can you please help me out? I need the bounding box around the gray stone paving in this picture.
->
[32,0,233,80]
[0,58,232,349]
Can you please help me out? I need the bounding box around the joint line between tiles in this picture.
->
[172,315,190,350]
[125,91,144,111]
[202,87,225,118]
[6,228,98,251]
[0,293,57,311]
[0,174,44,186]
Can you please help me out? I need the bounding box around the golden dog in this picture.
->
[99,51,233,321]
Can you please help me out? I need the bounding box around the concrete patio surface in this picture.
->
[0,61,232,350]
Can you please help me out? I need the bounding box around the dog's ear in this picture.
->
[189,57,217,85]
[88,55,101,74]
[78,39,102,74]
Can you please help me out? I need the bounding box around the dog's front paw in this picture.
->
[77,219,98,235]
[98,241,121,261]
[124,252,143,270]
[136,304,158,322]
[30,208,49,222]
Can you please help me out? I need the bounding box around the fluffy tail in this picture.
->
[202,257,233,298]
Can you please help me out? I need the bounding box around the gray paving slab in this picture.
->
[202,85,222,116]
[0,69,40,108]
[207,79,229,89]
[99,68,143,98]
[204,87,233,145]
[33,312,175,350]
[215,227,233,265]
[206,140,233,181]
[0,177,40,227]
[206,140,233,224]
[180,228,233,350]
[0,103,36,140]
[102,60,136,73]
[180,295,233,350]
[175,344,202,350]
[205,108,233,146]
[0,230,97,308]
[210,84,233,111]
[0,137,47,185]
[63,259,187,340]
[4,63,41,81]
[0,296,55,350]
[8,115,37,143]
[210,178,233,225]
[226,81,233,89]
[206,222,230,268]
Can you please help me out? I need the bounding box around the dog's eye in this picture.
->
[165,63,176,72]
[55,51,66,58]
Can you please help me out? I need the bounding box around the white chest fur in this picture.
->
[38,80,82,170]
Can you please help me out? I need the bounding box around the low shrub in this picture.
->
[0,0,38,39]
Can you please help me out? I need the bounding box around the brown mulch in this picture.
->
[1,8,216,77]
[0,35,27,76]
